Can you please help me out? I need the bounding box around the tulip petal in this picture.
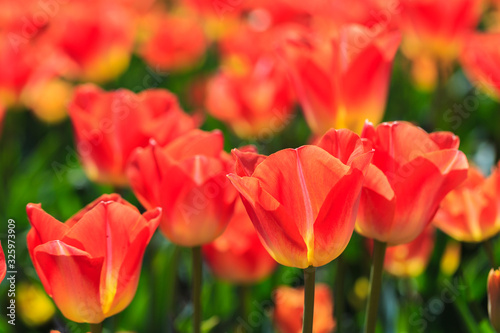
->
[315,128,365,165]
[34,241,104,323]
[231,148,267,177]
[0,241,5,284]
[429,132,460,149]
[164,129,223,161]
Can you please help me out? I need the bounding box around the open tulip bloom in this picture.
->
[26,194,161,330]
[228,128,373,332]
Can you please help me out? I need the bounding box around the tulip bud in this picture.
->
[488,268,500,332]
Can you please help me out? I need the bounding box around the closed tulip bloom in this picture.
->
[399,0,483,61]
[127,129,237,246]
[26,194,161,324]
[383,226,435,277]
[433,166,500,242]
[228,128,373,268]
[460,33,500,98]
[69,84,199,186]
[273,284,336,333]
[202,199,277,284]
[489,268,500,332]
[356,121,469,245]
[281,25,400,134]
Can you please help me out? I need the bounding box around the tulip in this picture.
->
[228,128,372,268]
[433,165,500,243]
[460,33,500,99]
[18,282,56,327]
[0,241,5,284]
[489,268,500,332]
[273,284,336,333]
[357,121,469,245]
[280,24,400,135]
[358,121,467,333]
[0,105,5,137]
[399,0,483,61]
[69,84,199,186]
[202,199,277,284]
[383,226,435,278]
[139,9,207,72]
[26,194,161,325]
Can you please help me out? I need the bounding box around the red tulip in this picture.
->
[0,241,5,283]
[356,121,468,245]
[0,105,5,137]
[489,268,500,332]
[383,226,435,277]
[206,25,295,139]
[433,165,500,242]
[280,24,400,135]
[26,194,161,323]
[228,128,373,268]
[202,199,277,284]
[273,284,336,333]
[460,33,500,98]
[399,0,483,60]
[139,9,207,71]
[69,84,199,186]
[127,129,237,246]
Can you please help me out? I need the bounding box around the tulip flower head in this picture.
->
[0,241,5,284]
[26,194,161,323]
[489,268,500,332]
[273,284,336,333]
[356,121,469,245]
[228,128,373,268]
[127,129,237,247]
[202,199,277,284]
[69,84,199,186]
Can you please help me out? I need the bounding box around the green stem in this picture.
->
[239,285,250,319]
[192,246,202,333]
[483,239,497,268]
[89,322,103,333]
[334,256,346,333]
[454,297,479,333]
[364,240,387,333]
[302,266,316,333]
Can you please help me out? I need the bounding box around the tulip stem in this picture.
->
[89,323,103,333]
[192,246,202,333]
[483,239,497,268]
[303,266,316,333]
[364,240,387,333]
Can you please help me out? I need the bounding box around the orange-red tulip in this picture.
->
[202,199,277,284]
[26,194,161,324]
[460,33,500,98]
[273,284,336,333]
[69,84,199,186]
[489,268,500,331]
[228,128,373,268]
[0,241,5,283]
[206,27,295,138]
[383,226,435,277]
[433,165,500,242]
[399,0,483,61]
[280,25,400,135]
[127,129,237,247]
[139,9,207,71]
[356,121,468,245]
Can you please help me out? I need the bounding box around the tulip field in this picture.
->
[2,0,500,333]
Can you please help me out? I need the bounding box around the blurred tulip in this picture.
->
[0,105,5,137]
[26,194,161,324]
[281,25,400,135]
[69,84,199,186]
[228,128,373,268]
[139,9,207,72]
[460,33,500,99]
[383,226,435,277]
[206,26,295,139]
[18,282,56,327]
[273,284,336,333]
[202,199,277,284]
[399,0,483,61]
[127,129,237,246]
[356,121,468,245]
[0,241,5,283]
[489,268,500,332]
[440,240,461,276]
[433,165,500,242]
